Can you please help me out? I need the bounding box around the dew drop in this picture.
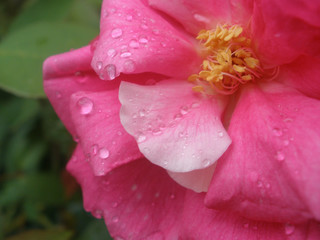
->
[243,223,249,228]
[191,102,200,108]
[272,128,283,137]
[275,150,285,161]
[152,128,162,136]
[160,42,167,47]
[91,144,98,155]
[123,60,136,73]
[141,24,148,29]
[107,48,117,58]
[129,39,140,49]
[112,216,119,223]
[120,52,132,58]
[170,193,176,199]
[111,28,123,38]
[99,147,110,159]
[55,91,62,98]
[136,133,147,143]
[152,29,160,35]
[193,13,210,23]
[180,106,189,115]
[174,113,182,120]
[117,131,123,136]
[93,209,103,219]
[257,181,263,188]
[77,97,93,115]
[283,140,290,147]
[126,14,133,21]
[112,202,118,208]
[131,184,138,191]
[103,64,117,80]
[139,109,146,117]
[139,37,148,44]
[285,223,295,235]
[218,131,224,137]
[202,159,210,167]
[96,61,103,70]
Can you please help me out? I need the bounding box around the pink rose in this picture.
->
[43,0,320,239]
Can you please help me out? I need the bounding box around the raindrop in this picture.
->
[141,24,148,29]
[193,13,210,23]
[93,210,103,219]
[120,52,132,58]
[202,159,210,167]
[123,60,136,73]
[243,223,249,228]
[107,48,117,57]
[99,147,110,159]
[174,113,182,120]
[55,91,62,98]
[275,150,285,161]
[191,102,200,108]
[111,28,123,38]
[257,181,263,188]
[112,216,119,223]
[96,61,103,70]
[285,223,295,235]
[131,184,138,191]
[126,15,133,21]
[152,29,160,35]
[139,37,148,44]
[112,202,118,208]
[152,128,162,136]
[272,128,283,137]
[180,106,189,115]
[117,131,123,136]
[283,140,290,147]
[103,64,117,80]
[139,109,146,117]
[218,131,224,137]
[77,97,93,115]
[170,193,176,199]
[154,192,160,198]
[91,144,98,155]
[129,39,140,49]
[132,113,138,119]
[160,42,167,47]
[136,132,146,143]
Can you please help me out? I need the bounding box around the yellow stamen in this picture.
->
[190,25,262,95]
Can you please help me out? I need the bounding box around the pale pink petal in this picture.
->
[91,0,201,80]
[67,146,320,239]
[252,0,320,67]
[119,80,231,172]
[43,46,117,137]
[69,90,142,176]
[206,83,320,223]
[280,56,320,99]
[167,164,216,193]
[148,0,253,35]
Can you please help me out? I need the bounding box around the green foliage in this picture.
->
[0,0,113,239]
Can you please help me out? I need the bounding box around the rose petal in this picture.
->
[69,90,142,176]
[206,83,320,223]
[119,80,231,172]
[148,0,253,35]
[67,146,320,239]
[43,46,117,137]
[167,164,216,193]
[280,56,320,99]
[92,0,201,80]
[252,0,320,67]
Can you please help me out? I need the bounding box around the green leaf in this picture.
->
[0,22,98,98]
[9,0,74,32]
[78,219,113,240]
[6,228,72,240]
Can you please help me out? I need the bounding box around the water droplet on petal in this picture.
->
[152,29,160,35]
[77,97,93,115]
[112,216,119,223]
[111,28,123,38]
[202,159,210,167]
[152,128,162,135]
[55,91,62,98]
[96,61,103,70]
[93,209,103,219]
[131,184,138,191]
[136,132,146,143]
[139,37,148,44]
[112,202,118,208]
[285,223,295,235]
[170,193,176,199]
[273,128,283,136]
[107,48,117,57]
[99,147,110,159]
[129,39,140,49]
[283,140,290,147]
[180,106,189,115]
[120,52,132,58]
[123,60,136,73]
[126,14,133,21]
[141,24,148,29]
[174,113,182,120]
[218,131,224,137]
[103,64,117,80]
[243,223,249,228]
[275,150,285,161]
[91,144,98,155]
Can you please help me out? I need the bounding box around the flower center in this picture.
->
[189,25,266,95]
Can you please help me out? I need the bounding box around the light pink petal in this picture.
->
[280,56,320,99]
[69,90,142,176]
[167,164,216,193]
[91,0,201,80]
[206,83,320,223]
[67,146,320,239]
[252,0,320,67]
[148,0,253,35]
[119,80,231,172]
[43,46,117,137]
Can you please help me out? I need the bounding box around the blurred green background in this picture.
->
[0,0,112,239]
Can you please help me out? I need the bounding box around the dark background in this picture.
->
[0,0,112,239]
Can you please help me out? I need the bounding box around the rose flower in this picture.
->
[43,0,320,239]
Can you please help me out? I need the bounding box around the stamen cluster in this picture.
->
[189,25,263,95]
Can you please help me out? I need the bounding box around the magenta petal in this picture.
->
[252,0,320,67]
[148,0,253,35]
[119,80,231,172]
[43,46,117,137]
[280,56,320,99]
[206,83,320,223]
[67,146,320,239]
[92,0,201,80]
[69,90,142,176]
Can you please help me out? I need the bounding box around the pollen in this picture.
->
[189,25,263,95]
